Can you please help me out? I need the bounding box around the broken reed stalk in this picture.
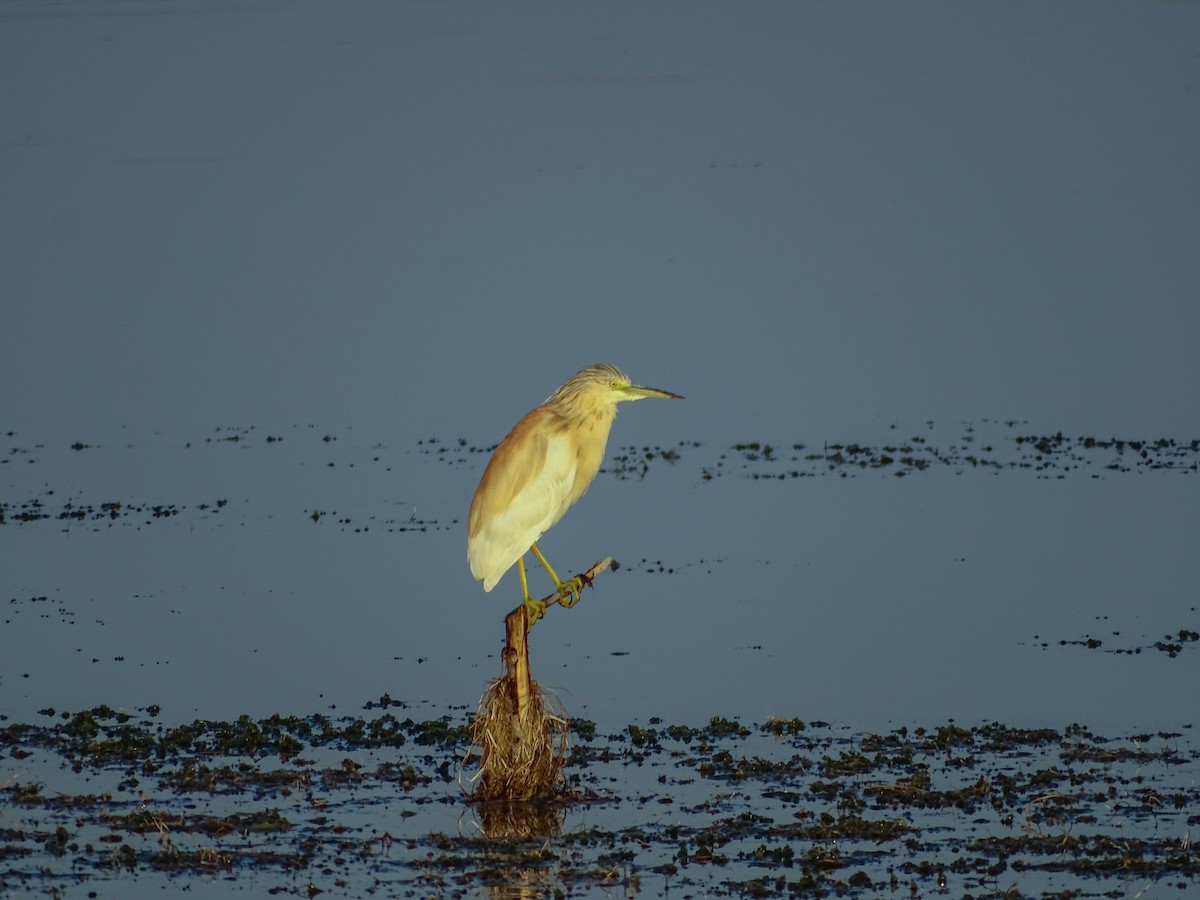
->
[469,557,615,804]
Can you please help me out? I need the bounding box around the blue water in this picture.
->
[3,0,1197,741]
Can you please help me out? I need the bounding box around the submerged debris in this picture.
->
[709,422,1200,480]
[1032,622,1200,659]
[1,707,1196,897]
[5,423,1196,529]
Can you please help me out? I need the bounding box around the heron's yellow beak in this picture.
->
[621,384,684,401]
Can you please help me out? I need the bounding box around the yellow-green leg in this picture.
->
[517,556,547,625]
[530,541,584,608]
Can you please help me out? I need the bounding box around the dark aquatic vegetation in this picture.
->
[2,707,1197,897]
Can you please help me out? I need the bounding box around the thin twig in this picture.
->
[539,556,617,612]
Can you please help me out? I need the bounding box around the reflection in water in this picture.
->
[468,793,568,900]
[475,799,565,841]
[487,867,554,900]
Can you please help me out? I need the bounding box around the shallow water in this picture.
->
[2,706,1197,899]
[4,421,1197,734]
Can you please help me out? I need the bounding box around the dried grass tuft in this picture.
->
[468,673,569,803]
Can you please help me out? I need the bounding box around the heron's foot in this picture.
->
[555,576,585,609]
[523,595,547,626]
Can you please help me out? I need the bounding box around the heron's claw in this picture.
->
[556,576,584,609]
[523,595,547,625]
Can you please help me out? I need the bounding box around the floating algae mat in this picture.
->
[1,705,1197,897]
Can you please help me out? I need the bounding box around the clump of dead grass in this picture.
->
[468,674,569,803]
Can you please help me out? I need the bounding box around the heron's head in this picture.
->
[546,364,683,420]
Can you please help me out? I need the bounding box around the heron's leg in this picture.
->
[517,556,546,624]
[530,542,583,609]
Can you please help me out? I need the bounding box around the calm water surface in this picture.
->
[4,420,1195,734]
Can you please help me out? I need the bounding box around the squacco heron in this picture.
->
[468,364,683,625]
